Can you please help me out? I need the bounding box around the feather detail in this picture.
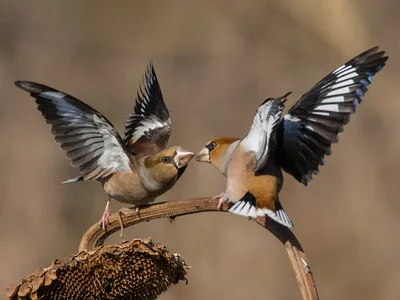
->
[228,192,293,228]
[241,93,290,172]
[277,46,388,185]
[124,63,171,156]
[15,80,131,181]
[62,176,84,184]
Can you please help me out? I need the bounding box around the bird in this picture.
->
[196,46,388,228]
[15,63,195,230]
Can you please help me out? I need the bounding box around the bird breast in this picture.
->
[103,171,151,205]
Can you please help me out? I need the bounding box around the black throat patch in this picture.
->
[176,165,187,180]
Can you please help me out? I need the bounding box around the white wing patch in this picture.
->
[131,116,171,143]
[241,97,286,171]
[123,63,171,152]
[93,114,131,172]
[315,104,340,112]
[284,114,300,122]
[242,101,278,152]
[228,200,293,228]
[42,91,66,99]
[314,67,360,112]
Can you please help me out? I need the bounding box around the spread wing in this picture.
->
[15,81,131,182]
[240,94,288,172]
[276,46,388,185]
[124,63,171,156]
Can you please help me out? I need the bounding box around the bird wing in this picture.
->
[276,46,388,185]
[124,63,171,156]
[16,81,131,182]
[240,94,288,172]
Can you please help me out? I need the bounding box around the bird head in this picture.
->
[196,137,240,174]
[144,146,195,185]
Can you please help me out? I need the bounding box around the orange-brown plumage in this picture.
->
[196,98,292,227]
[248,174,280,211]
[196,137,240,175]
[208,137,240,169]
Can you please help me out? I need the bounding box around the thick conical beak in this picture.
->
[195,147,210,163]
[174,147,195,169]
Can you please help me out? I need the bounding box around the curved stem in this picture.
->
[80,197,319,300]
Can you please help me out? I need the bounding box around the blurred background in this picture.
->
[1,0,399,299]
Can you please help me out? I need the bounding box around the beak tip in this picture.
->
[187,152,196,160]
[195,147,211,163]
[174,148,195,168]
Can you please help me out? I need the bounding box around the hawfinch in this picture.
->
[196,47,388,228]
[16,63,195,229]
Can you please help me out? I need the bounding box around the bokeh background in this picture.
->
[1,0,400,299]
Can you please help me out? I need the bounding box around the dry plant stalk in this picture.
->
[8,197,318,300]
[80,197,319,300]
[7,238,189,300]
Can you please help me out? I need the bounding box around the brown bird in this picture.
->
[16,63,195,229]
[196,47,388,227]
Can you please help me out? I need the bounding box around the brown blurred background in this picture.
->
[1,0,400,299]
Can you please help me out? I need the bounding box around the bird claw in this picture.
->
[212,192,225,200]
[119,206,141,217]
[134,206,141,218]
[217,196,226,210]
[117,206,142,239]
[99,200,111,231]
[217,199,224,210]
[213,192,227,210]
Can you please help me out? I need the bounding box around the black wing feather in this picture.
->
[276,46,388,185]
[124,63,171,155]
[15,81,131,182]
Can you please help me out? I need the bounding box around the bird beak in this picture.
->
[195,147,210,163]
[174,147,195,169]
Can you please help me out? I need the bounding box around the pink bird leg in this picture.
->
[99,199,110,230]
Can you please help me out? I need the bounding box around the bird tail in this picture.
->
[62,176,84,184]
[228,192,293,228]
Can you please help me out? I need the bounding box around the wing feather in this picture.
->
[240,93,289,172]
[276,46,388,185]
[15,80,131,181]
[124,63,171,156]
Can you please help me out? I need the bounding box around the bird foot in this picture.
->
[213,192,231,210]
[117,206,142,240]
[217,198,225,210]
[99,200,111,231]
[118,206,141,216]
[134,206,141,218]
[212,192,224,200]
[212,192,225,210]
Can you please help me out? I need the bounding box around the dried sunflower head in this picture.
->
[7,238,189,300]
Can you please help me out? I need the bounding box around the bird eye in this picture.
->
[162,156,171,163]
[208,141,217,151]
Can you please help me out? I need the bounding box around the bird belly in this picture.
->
[225,164,251,203]
[103,172,151,205]
[224,147,255,202]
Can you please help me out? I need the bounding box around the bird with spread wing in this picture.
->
[16,64,195,229]
[196,46,388,228]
